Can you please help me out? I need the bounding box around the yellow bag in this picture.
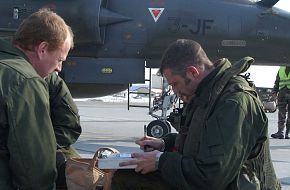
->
[65,147,119,190]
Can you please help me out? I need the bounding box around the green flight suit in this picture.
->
[112,57,280,190]
[0,39,57,189]
[46,72,82,189]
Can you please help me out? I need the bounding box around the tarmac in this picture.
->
[73,100,290,189]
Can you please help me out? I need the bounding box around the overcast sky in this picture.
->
[245,66,279,88]
[274,0,290,11]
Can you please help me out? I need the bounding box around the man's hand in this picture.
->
[135,136,164,151]
[119,150,160,174]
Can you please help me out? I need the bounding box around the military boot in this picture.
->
[285,127,290,139]
[271,130,284,139]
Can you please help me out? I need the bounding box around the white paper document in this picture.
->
[98,153,137,169]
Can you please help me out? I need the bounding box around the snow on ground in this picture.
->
[74,94,152,104]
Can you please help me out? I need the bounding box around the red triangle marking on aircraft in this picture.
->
[152,10,161,18]
[148,8,164,22]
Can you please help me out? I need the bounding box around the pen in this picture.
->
[143,124,152,152]
[144,124,147,138]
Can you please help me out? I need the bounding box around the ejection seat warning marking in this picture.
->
[148,8,164,22]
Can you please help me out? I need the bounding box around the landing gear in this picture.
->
[147,77,177,138]
[147,120,171,138]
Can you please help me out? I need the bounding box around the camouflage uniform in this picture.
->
[271,66,290,139]
[112,58,280,190]
[0,39,57,189]
[46,72,82,189]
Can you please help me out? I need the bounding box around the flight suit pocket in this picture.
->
[61,96,79,117]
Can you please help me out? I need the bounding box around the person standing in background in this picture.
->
[271,66,290,139]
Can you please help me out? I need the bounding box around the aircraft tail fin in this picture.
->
[257,0,279,7]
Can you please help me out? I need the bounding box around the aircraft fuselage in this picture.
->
[0,0,289,97]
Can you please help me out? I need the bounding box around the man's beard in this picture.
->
[178,76,193,97]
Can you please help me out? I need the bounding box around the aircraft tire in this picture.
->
[147,120,171,138]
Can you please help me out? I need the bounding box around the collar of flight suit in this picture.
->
[0,39,30,63]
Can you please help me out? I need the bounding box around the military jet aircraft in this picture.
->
[0,0,289,98]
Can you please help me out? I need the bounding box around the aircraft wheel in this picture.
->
[147,120,171,138]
